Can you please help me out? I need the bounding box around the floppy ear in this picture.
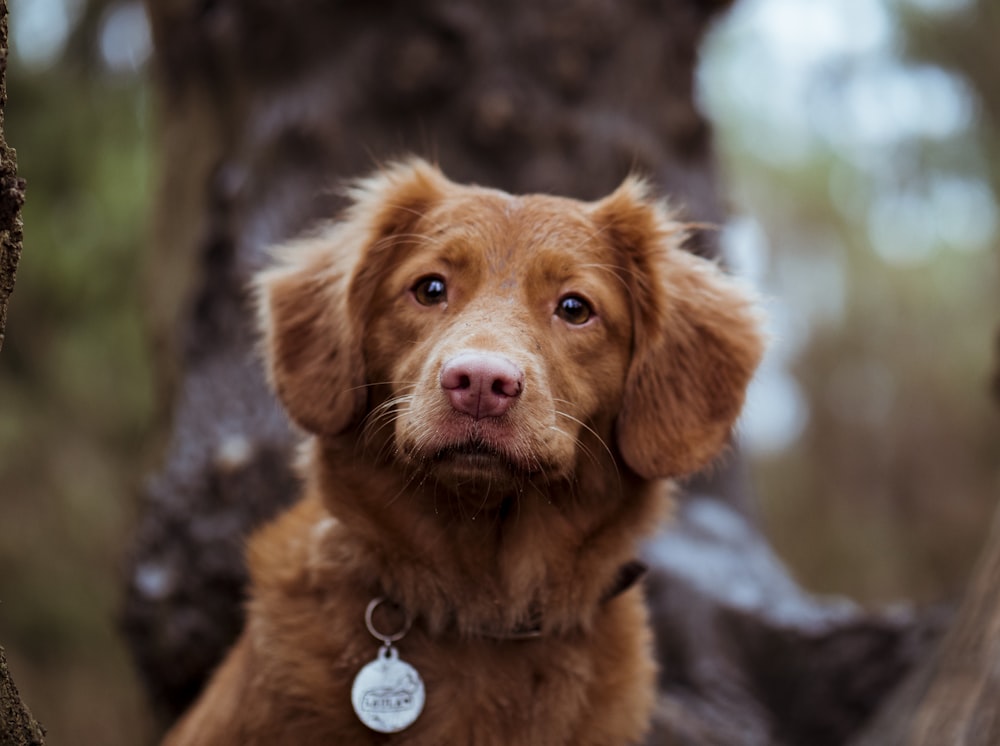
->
[591,178,765,479]
[255,158,448,435]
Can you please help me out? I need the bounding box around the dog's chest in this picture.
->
[396,637,594,744]
[248,496,656,744]
[260,590,640,744]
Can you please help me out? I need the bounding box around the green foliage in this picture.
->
[0,62,154,744]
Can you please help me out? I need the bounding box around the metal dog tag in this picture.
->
[351,644,426,733]
[352,597,425,733]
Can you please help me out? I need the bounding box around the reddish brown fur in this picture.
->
[162,160,765,745]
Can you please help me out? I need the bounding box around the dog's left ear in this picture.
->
[591,179,765,480]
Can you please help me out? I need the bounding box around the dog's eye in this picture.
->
[412,275,447,306]
[555,295,593,325]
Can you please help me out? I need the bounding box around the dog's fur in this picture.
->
[162,160,764,745]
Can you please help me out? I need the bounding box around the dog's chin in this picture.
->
[419,441,529,492]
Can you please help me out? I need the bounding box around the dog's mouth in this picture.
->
[434,439,510,464]
[428,438,531,480]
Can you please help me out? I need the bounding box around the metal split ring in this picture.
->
[364,596,412,646]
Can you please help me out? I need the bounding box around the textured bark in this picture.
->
[0,6,40,743]
[642,497,947,746]
[123,0,940,740]
[0,5,37,742]
[0,646,45,746]
[0,0,25,354]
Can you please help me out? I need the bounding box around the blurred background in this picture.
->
[0,0,997,742]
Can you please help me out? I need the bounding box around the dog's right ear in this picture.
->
[255,159,448,435]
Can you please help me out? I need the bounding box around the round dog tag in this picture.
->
[351,645,426,733]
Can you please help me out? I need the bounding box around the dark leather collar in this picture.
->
[601,560,649,604]
[484,560,649,641]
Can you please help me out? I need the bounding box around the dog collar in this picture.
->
[350,560,647,732]
[479,559,649,641]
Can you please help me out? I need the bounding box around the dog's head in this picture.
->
[256,160,763,489]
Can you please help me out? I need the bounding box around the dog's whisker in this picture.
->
[363,391,414,418]
[362,410,401,437]
[359,395,416,459]
[381,457,428,508]
[367,226,448,251]
[575,261,647,283]
[565,221,615,256]
[470,478,493,522]
[359,393,408,425]
[523,476,553,507]
[573,263,638,298]
[555,413,624,498]
[548,424,598,468]
[553,411,617,467]
[345,379,420,394]
[358,402,402,441]
[355,195,449,236]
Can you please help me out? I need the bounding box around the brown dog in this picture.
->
[162,160,764,745]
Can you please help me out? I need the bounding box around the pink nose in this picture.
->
[440,352,524,419]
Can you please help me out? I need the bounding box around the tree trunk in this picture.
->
[1,646,44,746]
[122,0,939,741]
[0,4,38,740]
[0,0,24,354]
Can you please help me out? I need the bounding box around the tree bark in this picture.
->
[0,0,44,746]
[123,0,939,741]
[0,0,24,353]
[0,646,44,746]
[0,5,38,740]
[642,496,948,746]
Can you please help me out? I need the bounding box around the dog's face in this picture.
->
[356,188,635,490]
[257,160,763,495]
